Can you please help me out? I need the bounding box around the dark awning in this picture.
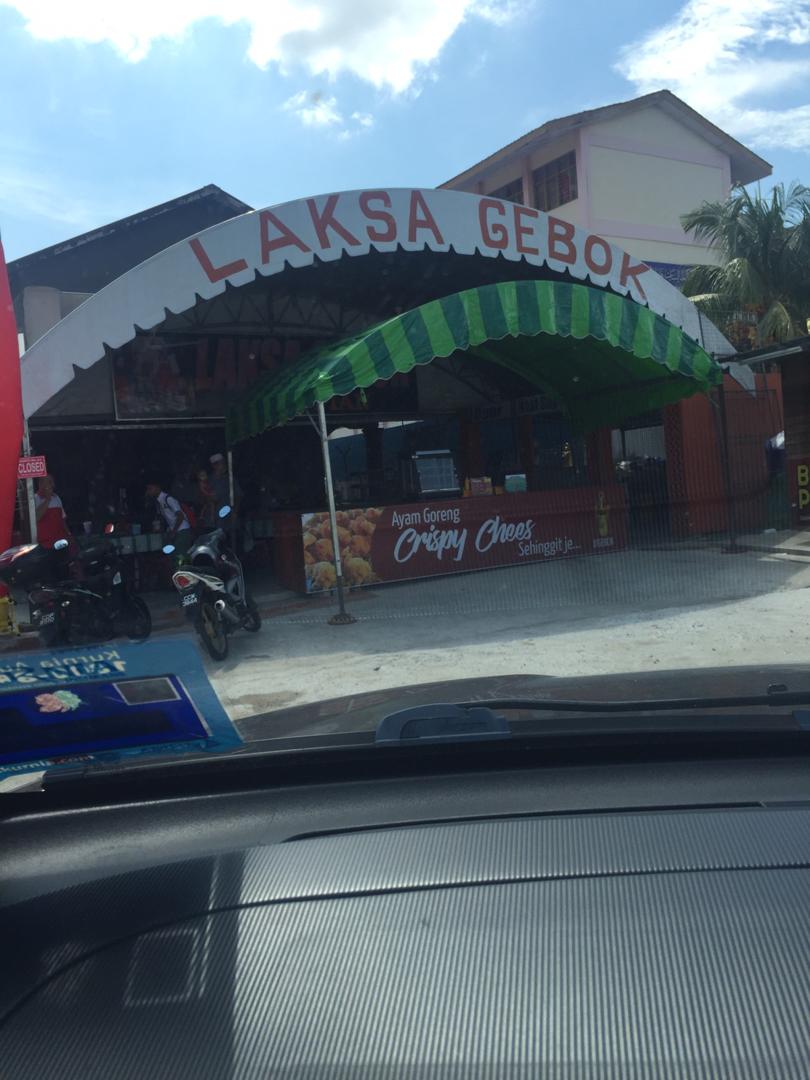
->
[227,279,722,442]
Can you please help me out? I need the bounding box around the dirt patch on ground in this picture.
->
[221,690,303,720]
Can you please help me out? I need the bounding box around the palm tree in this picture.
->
[681,182,810,345]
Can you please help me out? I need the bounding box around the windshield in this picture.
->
[2,0,809,783]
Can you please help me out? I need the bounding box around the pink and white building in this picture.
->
[442,90,771,285]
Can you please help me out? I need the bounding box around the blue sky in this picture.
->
[2,0,809,260]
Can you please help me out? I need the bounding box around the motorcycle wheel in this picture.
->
[197,599,229,661]
[243,595,262,632]
[37,619,63,648]
[122,595,152,642]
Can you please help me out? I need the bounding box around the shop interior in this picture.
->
[27,399,594,537]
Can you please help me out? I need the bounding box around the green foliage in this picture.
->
[681,182,810,345]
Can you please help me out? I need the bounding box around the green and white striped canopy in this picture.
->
[226,279,722,443]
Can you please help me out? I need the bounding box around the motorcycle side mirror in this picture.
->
[53,539,69,551]
[218,504,232,519]
[162,544,176,555]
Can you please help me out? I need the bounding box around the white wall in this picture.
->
[583,104,729,266]
[598,235,722,265]
[588,105,717,158]
[22,286,93,347]
[588,147,724,230]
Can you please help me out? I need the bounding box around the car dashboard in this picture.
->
[1,747,810,1078]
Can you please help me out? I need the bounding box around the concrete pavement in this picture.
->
[204,544,810,720]
[740,527,810,559]
[4,543,809,724]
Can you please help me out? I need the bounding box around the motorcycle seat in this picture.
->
[80,542,114,562]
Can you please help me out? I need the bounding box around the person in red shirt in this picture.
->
[35,475,70,548]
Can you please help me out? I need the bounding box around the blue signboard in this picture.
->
[0,637,241,784]
[645,260,692,288]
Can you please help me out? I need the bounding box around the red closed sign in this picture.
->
[17,455,47,480]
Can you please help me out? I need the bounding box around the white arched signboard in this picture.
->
[21,188,733,417]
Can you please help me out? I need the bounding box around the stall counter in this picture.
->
[272,484,627,595]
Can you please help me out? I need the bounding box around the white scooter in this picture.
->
[164,506,261,660]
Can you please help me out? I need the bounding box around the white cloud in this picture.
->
[281,94,377,138]
[1,0,528,93]
[283,90,342,128]
[617,0,810,151]
[471,0,532,26]
[333,111,375,141]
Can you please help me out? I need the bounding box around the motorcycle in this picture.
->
[164,506,261,660]
[0,531,152,647]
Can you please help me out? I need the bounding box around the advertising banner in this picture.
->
[789,458,810,526]
[302,485,627,593]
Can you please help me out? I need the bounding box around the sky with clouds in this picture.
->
[1,0,809,259]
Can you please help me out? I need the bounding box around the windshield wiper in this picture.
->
[455,688,810,714]
[375,689,810,746]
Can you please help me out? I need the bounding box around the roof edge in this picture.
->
[9,185,253,267]
[440,90,771,190]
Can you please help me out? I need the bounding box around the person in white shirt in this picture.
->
[34,474,71,548]
[145,481,192,560]
[209,452,241,513]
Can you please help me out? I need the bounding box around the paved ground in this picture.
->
[740,527,810,558]
[202,542,810,720]
[4,539,809,724]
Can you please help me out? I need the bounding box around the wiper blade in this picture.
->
[454,690,810,714]
[375,690,810,746]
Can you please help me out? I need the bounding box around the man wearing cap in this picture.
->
[209,453,241,514]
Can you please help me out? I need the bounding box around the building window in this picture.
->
[488,177,524,205]
[532,151,577,212]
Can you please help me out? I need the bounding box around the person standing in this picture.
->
[35,475,71,548]
[209,453,241,513]
[145,481,192,560]
[196,468,216,527]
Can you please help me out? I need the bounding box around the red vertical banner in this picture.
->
[0,236,23,552]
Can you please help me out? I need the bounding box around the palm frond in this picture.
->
[782,181,810,225]
[681,201,733,249]
[720,257,768,306]
[757,300,797,344]
[681,181,810,327]
[786,211,810,265]
[681,263,727,297]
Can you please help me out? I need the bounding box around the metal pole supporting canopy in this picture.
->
[22,418,37,545]
[316,400,356,626]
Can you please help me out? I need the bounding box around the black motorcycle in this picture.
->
[0,534,152,647]
[164,506,261,660]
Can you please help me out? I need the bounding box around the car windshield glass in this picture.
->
[1,0,808,788]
